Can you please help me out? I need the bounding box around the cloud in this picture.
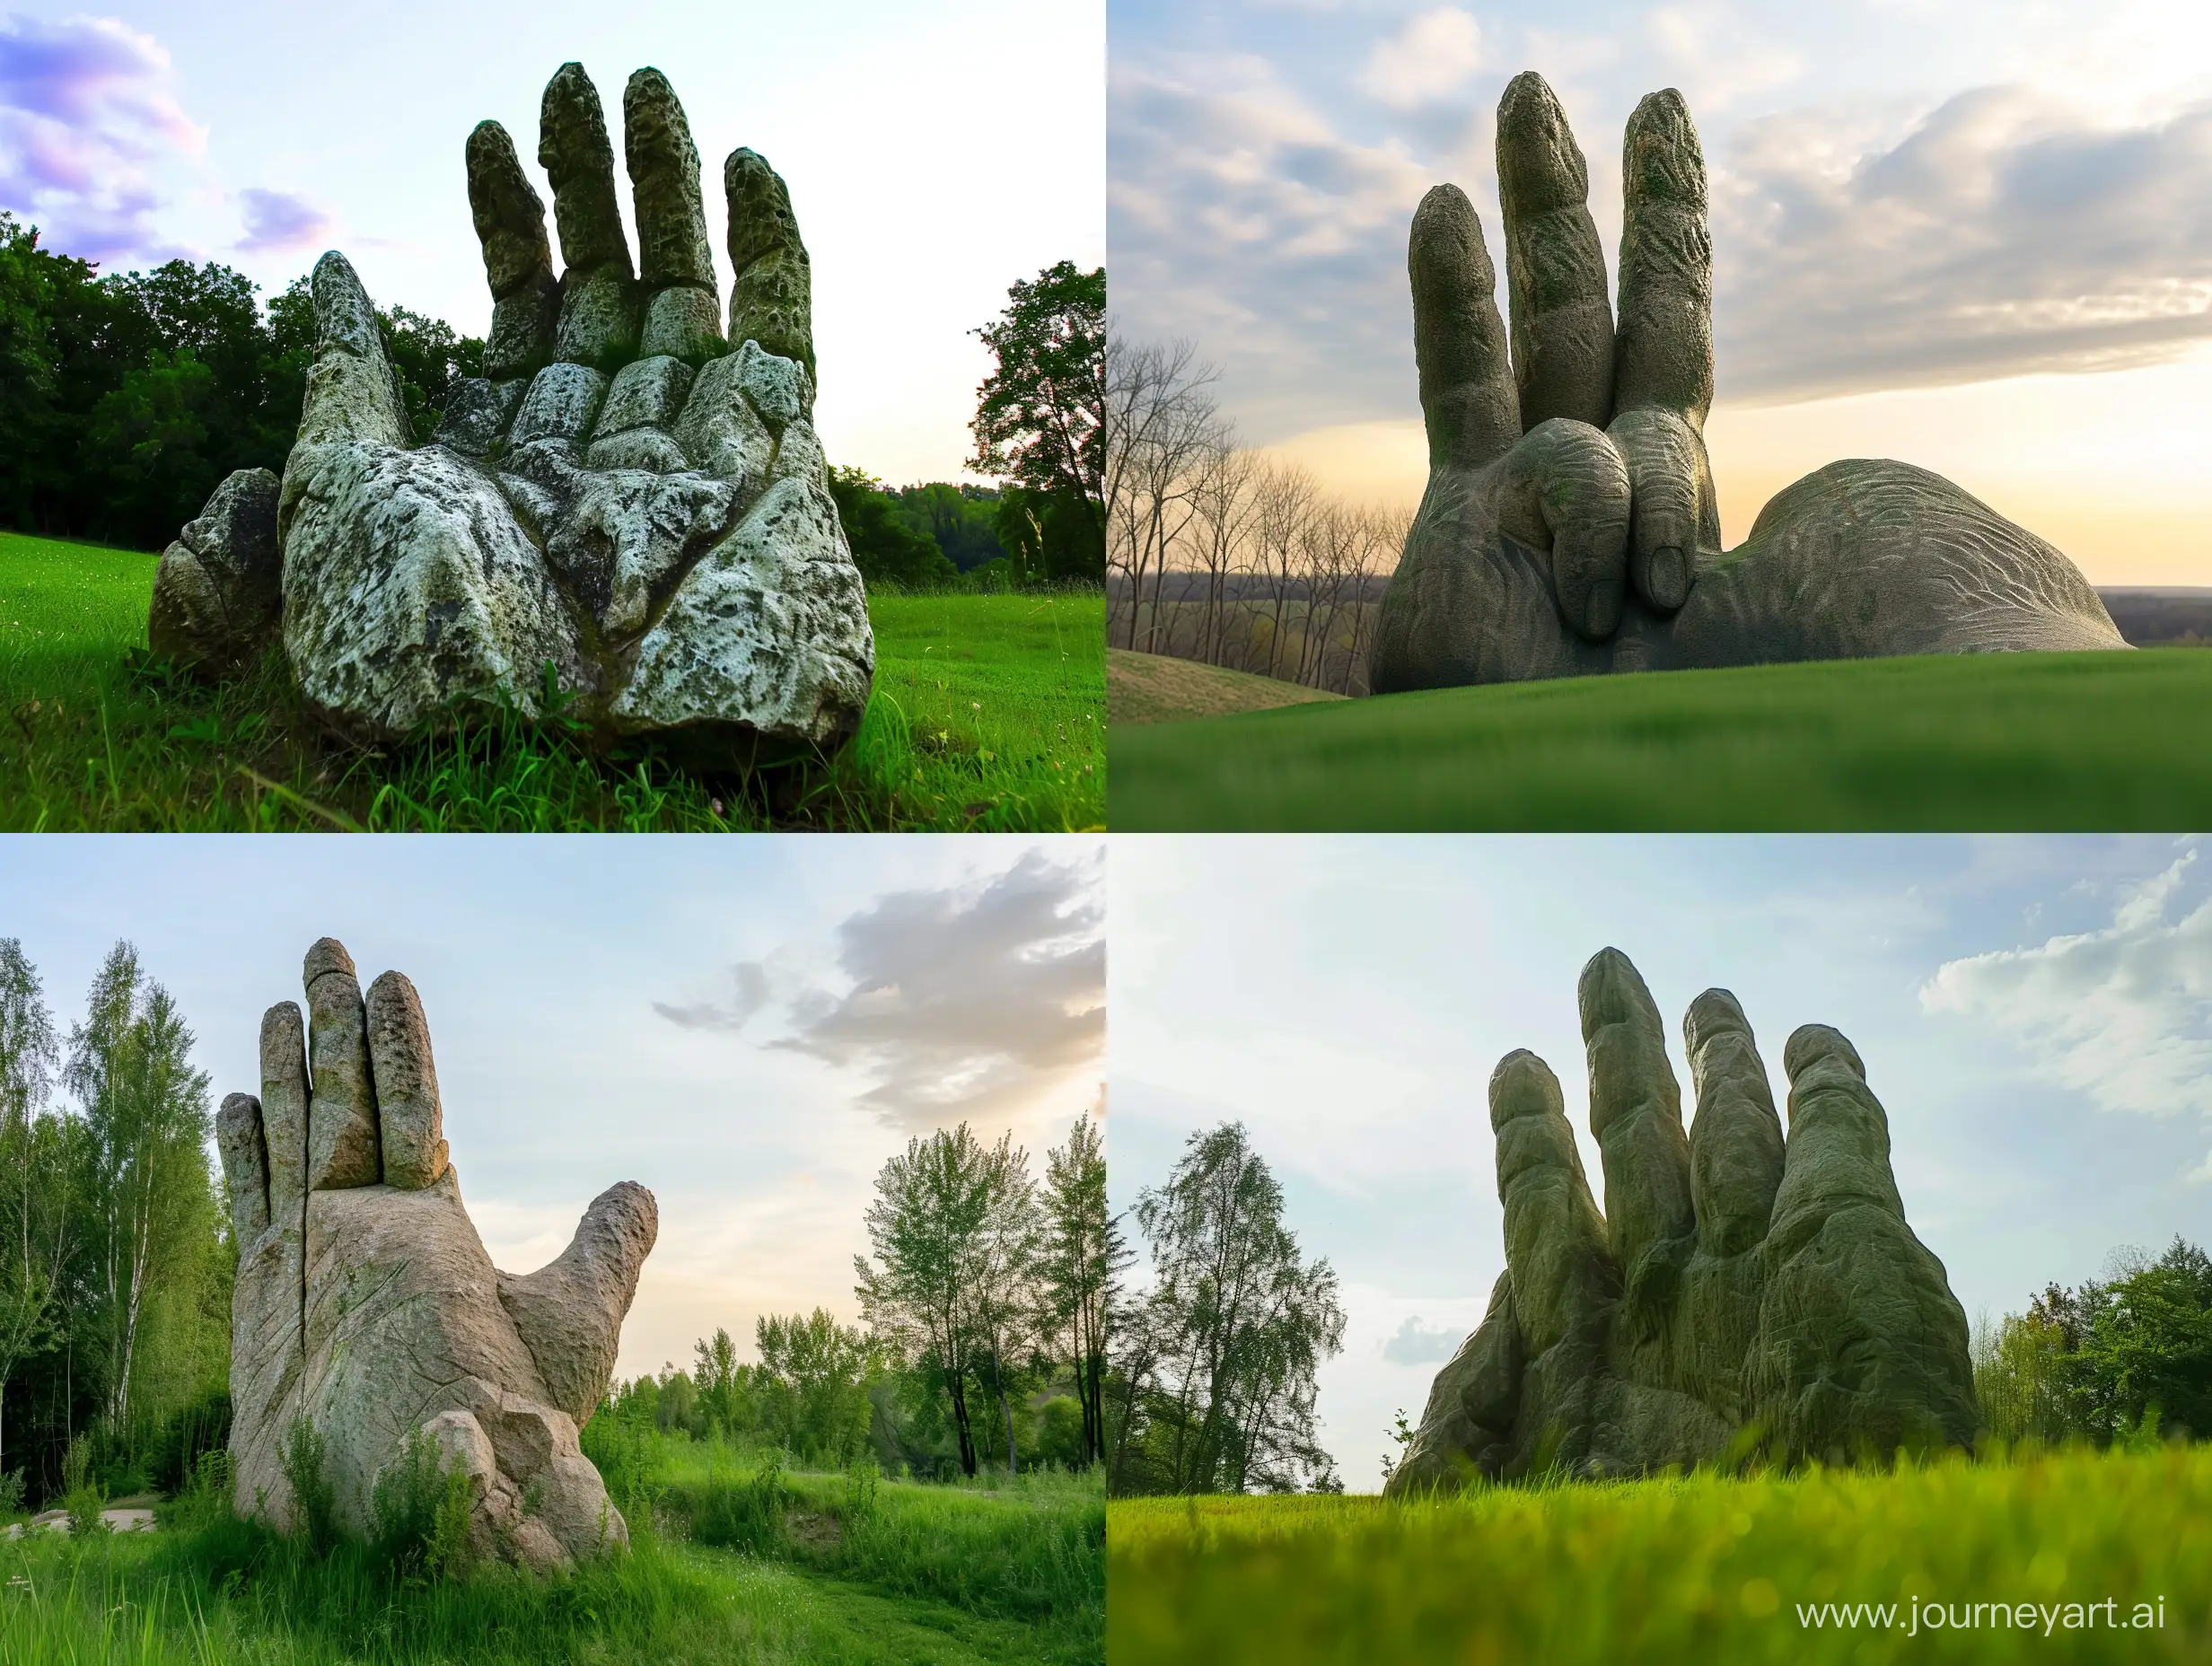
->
[1716,88,2212,400]
[235,187,332,254]
[1918,850,2212,1122]
[0,14,204,265]
[773,847,1104,1128]
[1356,11,1483,111]
[652,961,771,1033]
[1381,1315,1463,1364]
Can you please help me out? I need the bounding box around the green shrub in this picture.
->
[370,1426,476,1581]
[279,1414,337,1552]
[60,1433,107,1539]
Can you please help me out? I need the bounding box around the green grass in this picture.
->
[1109,649,2212,829]
[0,1450,1102,1663]
[1108,1447,2212,1663]
[0,530,1103,831]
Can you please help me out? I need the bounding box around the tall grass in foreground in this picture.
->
[0,531,1103,831]
[1109,1445,2212,1663]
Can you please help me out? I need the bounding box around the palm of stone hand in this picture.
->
[1386,948,1978,1495]
[215,939,657,1570]
[1369,75,2125,695]
[277,62,871,762]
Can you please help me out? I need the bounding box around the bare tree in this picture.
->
[1105,331,1232,651]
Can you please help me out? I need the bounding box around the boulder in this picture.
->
[148,468,283,674]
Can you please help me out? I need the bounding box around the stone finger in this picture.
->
[1578,948,1695,1280]
[1488,1049,1614,1355]
[259,1001,309,1224]
[303,938,380,1190]
[540,62,640,368]
[1497,71,1614,432]
[1767,1024,1907,1253]
[1493,416,1631,640]
[1682,988,1785,1256]
[1614,89,1713,425]
[466,119,557,381]
[623,69,724,364]
[365,971,448,1189]
[724,148,816,379]
[496,1181,659,1425]
[294,252,408,451]
[216,1092,270,1244]
[1606,404,1713,613]
[1409,184,1521,471]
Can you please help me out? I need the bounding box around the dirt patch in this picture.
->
[786,1509,843,1551]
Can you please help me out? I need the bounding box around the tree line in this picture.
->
[601,1112,1111,1481]
[1106,335,1410,694]
[2,211,1104,590]
[0,938,231,1513]
[1974,1238,2212,1447]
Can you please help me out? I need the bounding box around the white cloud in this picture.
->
[1918,849,2212,1120]
[1381,1314,1465,1363]
[1356,10,1484,111]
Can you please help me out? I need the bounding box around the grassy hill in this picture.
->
[1108,649,1347,725]
[1109,649,2212,830]
[0,530,1103,832]
[1109,1446,2211,1663]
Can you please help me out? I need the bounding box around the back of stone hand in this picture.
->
[147,62,874,770]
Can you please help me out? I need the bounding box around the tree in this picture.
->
[970,262,1105,583]
[0,942,64,1476]
[64,944,217,1434]
[756,1308,879,1465]
[969,1139,1040,1472]
[854,1123,1012,1476]
[828,465,961,589]
[1113,1122,1344,1495]
[1040,1110,1116,1465]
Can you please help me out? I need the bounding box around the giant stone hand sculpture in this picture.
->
[215,938,657,1569]
[153,63,871,767]
[1369,75,2127,693]
[1385,948,1978,1495]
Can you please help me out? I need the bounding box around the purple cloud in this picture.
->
[0,13,205,267]
[236,186,332,253]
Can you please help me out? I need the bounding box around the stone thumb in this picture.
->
[294,252,409,451]
[496,1182,658,1425]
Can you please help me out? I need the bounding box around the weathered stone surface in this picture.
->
[674,348,777,490]
[220,940,656,1571]
[554,264,640,370]
[538,63,631,276]
[195,67,869,765]
[609,476,874,757]
[543,467,740,636]
[434,378,526,460]
[623,69,717,291]
[725,148,814,376]
[510,362,610,449]
[465,121,553,300]
[1386,947,1979,1495]
[638,284,723,364]
[1371,75,2127,696]
[596,355,695,436]
[149,467,283,673]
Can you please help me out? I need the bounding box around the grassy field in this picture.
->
[1,1444,1102,1663]
[1109,648,2212,829]
[1109,1447,2212,1664]
[0,530,1103,831]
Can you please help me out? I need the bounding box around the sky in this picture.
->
[0,1,1105,486]
[1109,0,2212,583]
[0,834,1105,1385]
[1110,834,2212,1491]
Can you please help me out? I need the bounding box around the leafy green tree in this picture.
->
[970,261,1103,520]
[756,1308,880,1465]
[856,1123,1018,1476]
[1040,1110,1115,1465]
[0,942,64,1477]
[828,465,961,589]
[892,482,1007,572]
[1112,1121,1344,1496]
